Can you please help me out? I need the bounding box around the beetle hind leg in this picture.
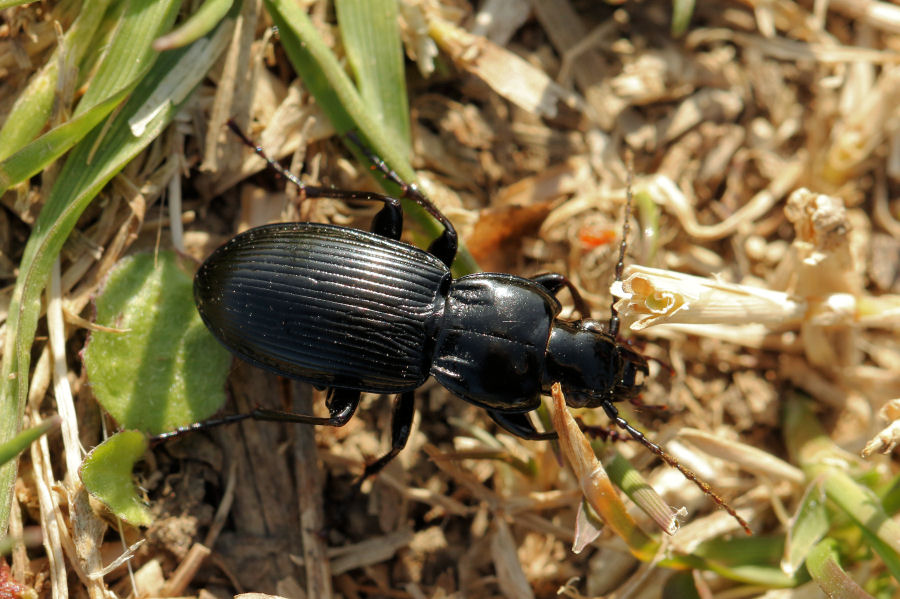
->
[226,121,458,267]
[486,410,557,441]
[151,387,361,442]
[356,391,416,483]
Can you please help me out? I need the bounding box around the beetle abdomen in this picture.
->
[195,223,450,392]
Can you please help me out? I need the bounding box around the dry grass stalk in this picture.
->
[548,383,676,547]
[861,399,900,457]
[612,264,808,331]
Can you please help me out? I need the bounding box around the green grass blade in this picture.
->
[264,0,478,275]
[671,0,695,36]
[0,87,132,195]
[0,0,39,10]
[806,538,873,598]
[605,451,678,534]
[688,535,800,586]
[153,0,235,50]
[0,417,60,467]
[784,395,900,582]
[880,474,900,515]
[0,18,232,537]
[74,0,181,117]
[0,0,113,160]
[335,0,410,154]
[782,479,829,575]
[823,471,900,582]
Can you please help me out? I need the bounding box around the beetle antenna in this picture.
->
[608,152,634,338]
[601,400,752,534]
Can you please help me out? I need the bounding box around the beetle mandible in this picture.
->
[183,122,749,532]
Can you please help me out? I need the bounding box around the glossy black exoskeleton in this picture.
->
[182,123,749,533]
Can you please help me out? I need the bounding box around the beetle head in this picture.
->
[544,319,648,409]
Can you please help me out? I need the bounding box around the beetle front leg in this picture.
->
[486,409,557,440]
[530,273,591,319]
[357,391,416,482]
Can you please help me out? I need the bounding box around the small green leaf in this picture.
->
[782,479,829,575]
[84,252,231,435]
[0,14,232,534]
[79,431,152,527]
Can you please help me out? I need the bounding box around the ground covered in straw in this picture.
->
[2,0,900,597]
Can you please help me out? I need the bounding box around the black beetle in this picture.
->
[182,123,749,532]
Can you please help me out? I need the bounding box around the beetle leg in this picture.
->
[323,387,362,424]
[486,410,557,441]
[152,388,360,442]
[357,391,416,482]
[227,120,459,267]
[344,132,458,268]
[370,196,404,240]
[425,229,457,270]
[530,273,591,319]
